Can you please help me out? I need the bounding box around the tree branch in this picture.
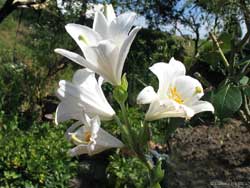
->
[0,0,47,23]
[235,0,250,51]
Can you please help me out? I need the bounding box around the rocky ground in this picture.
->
[166,119,250,188]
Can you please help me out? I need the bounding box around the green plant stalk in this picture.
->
[113,115,133,149]
[119,102,130,129]
[239,110,248,124]
[119,101,138,151]
[209,32,230,70]
[118,102,156,186]
[242,93,250,124]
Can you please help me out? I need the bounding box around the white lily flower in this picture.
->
[55,4,140,85]
[55,68,115,124]
[137,58,214,121]
[66,114,124,156]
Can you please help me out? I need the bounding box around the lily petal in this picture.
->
[190,100,215,114]
[67,114,123,156]
[98,76,105,87]
[54,48,98,69]
[69,144,89,156]
[181,105,195,119]
[104,4,116,23]
[116,26,141,82]
[93,11,108,39]
[169,57,186,76]
[55,101,83,125]
[54,49,113,84]
[72,67,95,87]
[72,69,109,107]
[110,12,137,37]
[90,116,101,139]
[150,58,186,98]
[57,80,115,120]
[65,24,102,54]
[56,69,115,121]
[96,128,124,148]
[84,40,120,85]
[137,86,158,104]
[145,99,186,121]
[174,75,204,104]
[65,121,82,141]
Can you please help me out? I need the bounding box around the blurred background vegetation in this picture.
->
[0,0,250,187]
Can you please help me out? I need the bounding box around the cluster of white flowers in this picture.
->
[55,4,214,156]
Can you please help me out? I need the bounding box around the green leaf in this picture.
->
[121,74,128,91]
[113,74,128,104]
[138,122,150,148]
[151,160,164,184]
[4,171,21,179]
[218,32,232,53]
[113,87,128,105]
[239,76,249,86]
[213,84,242,119]
[152,183,161,188]
[244,86,250,97]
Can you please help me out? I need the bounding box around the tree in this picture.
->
[0,0,48,23]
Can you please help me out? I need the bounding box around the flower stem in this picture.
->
[116,102,156,186]
[119,102,136,149]
[119,102,130,128]
[113,115,123,127]
[114,114,133,149]
[119,102,154,170]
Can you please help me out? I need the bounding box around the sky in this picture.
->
[133,0,247,39]
[56,0,247,39]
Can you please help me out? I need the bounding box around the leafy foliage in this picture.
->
[107,154,148,188]
[0,121,78,188]
[212,84,242,119]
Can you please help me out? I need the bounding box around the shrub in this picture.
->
[0,121,78,188]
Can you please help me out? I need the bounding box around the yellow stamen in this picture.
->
[78,35,89,45]
[71,134,85,144]
[84,132,91,142]
[169,87,184,104]
[70,131,92,144]
[195,86,202,94]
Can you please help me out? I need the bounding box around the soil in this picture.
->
[166,119,250,188]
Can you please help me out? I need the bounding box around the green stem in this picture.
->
[242,93,250,123]
[209,32,230,70]
[113,115,123,127]
[119,103,154,172]
[119,102,130,128]
[114,115,133,149]
[119,102,135,148]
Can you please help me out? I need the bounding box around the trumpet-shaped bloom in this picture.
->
[137,58,214,121]
[55,4,140,85]
[66,114,124,156]
[55,68,115,124]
